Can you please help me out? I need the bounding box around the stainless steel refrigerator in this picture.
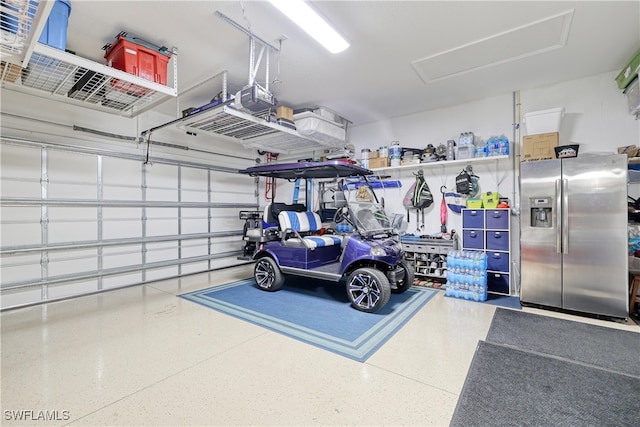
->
[520,154,628,318]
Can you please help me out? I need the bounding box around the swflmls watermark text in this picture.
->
[4,410,70,422]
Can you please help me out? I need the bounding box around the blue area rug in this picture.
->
[445,293,522,310]
[180,277,437,362]
[483,293,522,309]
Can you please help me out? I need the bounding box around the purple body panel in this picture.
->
[339,236,403,274]
[261,235,403,277]
[263,241,341,269]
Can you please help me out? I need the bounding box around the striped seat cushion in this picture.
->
[286,235,342,249]
[278,211,321,233]
[303,235,342,248]
[278,211,341,248]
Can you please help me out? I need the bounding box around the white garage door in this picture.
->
[0,139,257,309]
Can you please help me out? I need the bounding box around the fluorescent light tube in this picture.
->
[269,0,349,54]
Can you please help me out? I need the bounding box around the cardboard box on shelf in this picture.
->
[0,62,22,83]
[618,145,639,157]
[522,132,559,162]
[369,156,389,169]
[276,106,293,121]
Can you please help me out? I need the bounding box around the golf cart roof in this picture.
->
[238,161,372,180]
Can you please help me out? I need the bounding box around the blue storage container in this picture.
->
[485,209,509,230]
[1,1,37,34]
[462,209,484,229]
[462,230,484,249]
[38,0,71,50]
[487,272,510,294]
[487,251,509,272]
[486,230,509,251]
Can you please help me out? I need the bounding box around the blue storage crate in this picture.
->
[462,230,484,249]
[1,1,70,50]
[1,0,37,34]
[462,209,484,228]
[37,0,71,50]
[485,209,509,230]
[486,231,509,251]
[487,272,510,294]
[487,251,509,272]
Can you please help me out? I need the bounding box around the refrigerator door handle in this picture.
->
[562,178,569,254]
[555,179,562,253]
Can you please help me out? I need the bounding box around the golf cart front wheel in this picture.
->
[254,257,284,291]
[392,260,414,294]
[346,268,391,313]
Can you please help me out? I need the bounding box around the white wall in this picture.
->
[520,71,640,153]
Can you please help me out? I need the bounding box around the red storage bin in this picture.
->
[104,34,171,93]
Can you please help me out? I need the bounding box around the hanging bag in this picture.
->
[412,171,433,209]
[402,181,417,210]
[456,169,472,194]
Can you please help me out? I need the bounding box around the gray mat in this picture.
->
[486,308,640,378]
[450,341,640,427]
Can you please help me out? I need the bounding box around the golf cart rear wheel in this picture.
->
[346,268,391,313]
[392,260,414,294]
[254,257,284,291]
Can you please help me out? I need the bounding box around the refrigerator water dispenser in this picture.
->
[530,197,552,228]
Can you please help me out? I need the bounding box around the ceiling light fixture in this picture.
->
[268,0,349,54]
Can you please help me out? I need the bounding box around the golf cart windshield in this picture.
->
[347,200,395,237]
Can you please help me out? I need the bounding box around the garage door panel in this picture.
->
[1,206,41,247]
[47,249,98,277]
[181,262,209,275]
[47,279,98,300]
[48,151,97,199]
[0,253,42,284]
[181,239,209,258]
[102,246,142,270]
[181,208,208,234]
[102,272,143,289]
[146,242,178,263]
[146,266,178,282]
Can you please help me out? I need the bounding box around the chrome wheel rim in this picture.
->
[348,273,381,310]
[255,260,275,289]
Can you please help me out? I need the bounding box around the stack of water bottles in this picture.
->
[445,250,488,301]
[336,222,354,234]
[485,136,510,157]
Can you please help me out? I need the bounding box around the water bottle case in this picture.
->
[445,250,488,301]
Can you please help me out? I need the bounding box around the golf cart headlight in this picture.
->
[369,246,386,257]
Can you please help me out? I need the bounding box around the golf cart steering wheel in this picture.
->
[333,206,350,224]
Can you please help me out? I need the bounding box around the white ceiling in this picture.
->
[66,1,640,126]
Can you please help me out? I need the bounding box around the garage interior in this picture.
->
[1,1,639,426]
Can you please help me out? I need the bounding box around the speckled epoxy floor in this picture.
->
[2,264,638,426]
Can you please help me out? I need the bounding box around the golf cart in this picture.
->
[238,160,413,313]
